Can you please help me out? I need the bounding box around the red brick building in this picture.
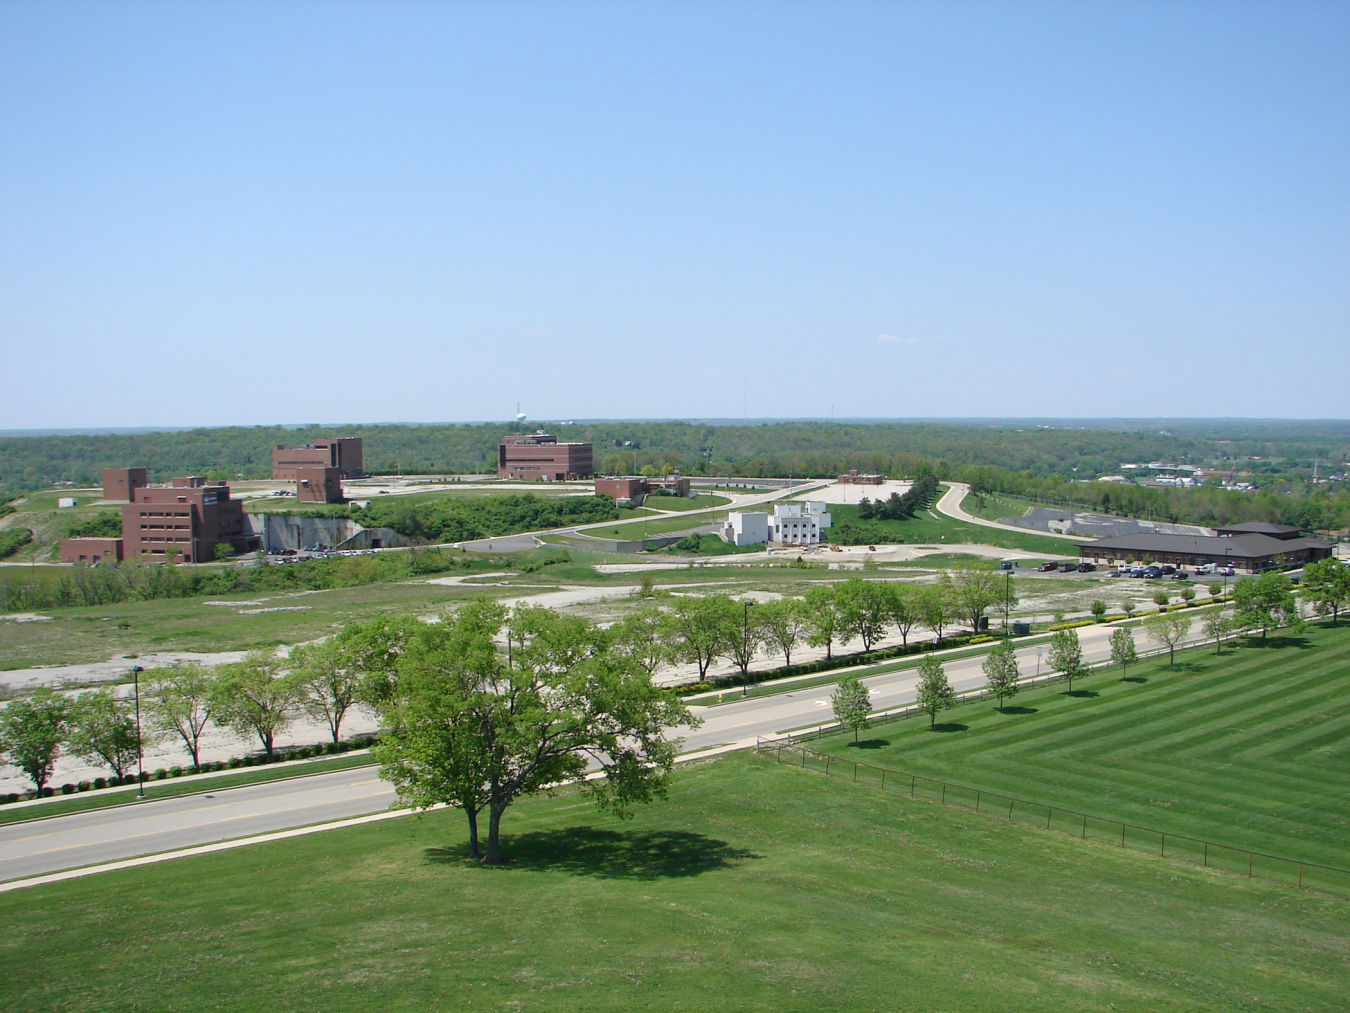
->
[121,477,260,563]
[498,432,593,481]
[837,469,883,485]
[595,475,691,505]
[102,467,147,502]
[59,537,124,565]
[272,438,364,480]
[296,467,344,503]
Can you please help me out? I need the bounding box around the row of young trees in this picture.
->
[0,631,387,796]
[612,571,1017,684]
[854,473,941,521]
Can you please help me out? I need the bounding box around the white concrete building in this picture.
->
[768,501,832,545]
[722,511,769,547]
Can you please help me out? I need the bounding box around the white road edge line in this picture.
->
[0,740,752,893]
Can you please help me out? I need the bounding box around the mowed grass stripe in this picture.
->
[814,623,1350,866]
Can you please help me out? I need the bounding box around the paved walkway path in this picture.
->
[934,483,1092,542]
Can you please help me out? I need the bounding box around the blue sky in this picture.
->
[1,1,1346,428]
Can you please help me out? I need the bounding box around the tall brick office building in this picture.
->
[272,438,364,480]
[120,476,260,563]
[497,432,594,481]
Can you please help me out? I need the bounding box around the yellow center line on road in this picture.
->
[0,778,387,846]
[1,789,395,862]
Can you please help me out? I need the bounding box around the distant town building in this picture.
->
[594,475,691,505]
[295,467,344,504]
[722,512,769,547]
[59,537,123,565]
[837,469,883,485]
[102,467,148,502]
[272,438,364,481]
[498,432,593,481]
[769,501,832,545]
[121,477,260,563]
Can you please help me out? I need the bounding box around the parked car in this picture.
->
[1194,563,1215,574]
[1170,571,1190,580]
[1143,566,1163,578]
[1107,569,1122,577]
[1078,562,1096,573]
[1160,565,1175,575]
[1218,566,1236,576]
[1058,563,1078,573]
[1037,562,1058,572]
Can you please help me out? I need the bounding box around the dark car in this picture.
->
[1143,566,1163,578]
[1037,562,1058,572]
[1058,563,1077,573]
[1160,565,1176,575]
[1078,562,1096,573]
[1170,571,1190,580]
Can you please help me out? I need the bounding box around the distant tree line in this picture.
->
[4,420,1347,495]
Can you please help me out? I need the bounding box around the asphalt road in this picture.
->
[0,620,1210,883]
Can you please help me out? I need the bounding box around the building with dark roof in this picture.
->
[272,438,364,480]
[1078,530,1333,573]
[1213,521,1302,538]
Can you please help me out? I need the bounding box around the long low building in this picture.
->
[1078,522,1332,573]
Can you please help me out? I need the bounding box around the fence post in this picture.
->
[1299,864,1304,890]
[976,792,981,813]
[941,784,946,804]
[801,750,806,767]
[1249,853,1253,878]
[1203,842,1207,867]
[881,769,886,789]
[1007,799,1014,820]
[853,763,857,783]
[1082,814,1087,839]
[825,757,831,775]
[911,775,915,796]
[1046,808,1052,831]
[1160,834,1165,857]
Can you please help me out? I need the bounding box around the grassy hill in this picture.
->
[812,623,1350,869]
[1,751,1344,1011]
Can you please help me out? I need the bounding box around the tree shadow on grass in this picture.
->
[1120,676,1148,683]
[1243,635,1314,650]
[847,738,890,750]
[997,706,1038,715]
[930,722,968,733]
[425,827,760,879]
[1170,662,1208,674]
[1064,689,1099,698]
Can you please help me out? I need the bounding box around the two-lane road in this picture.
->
[0,619,1211,883]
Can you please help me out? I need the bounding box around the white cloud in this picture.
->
[877,334,921,345]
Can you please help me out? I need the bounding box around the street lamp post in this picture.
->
[131,665,145,798]
[741,600,755,697]
[1004,570,1012,639]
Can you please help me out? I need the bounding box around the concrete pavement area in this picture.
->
[0,617,1212,884]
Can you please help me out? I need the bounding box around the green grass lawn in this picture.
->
[1,752,1343,1012]
[0,754,375,825]
[639,492,730,512]
[580,511,727,540]
[811,623,1350,870]
[959,489,1041,523]
[831,502,1079,556]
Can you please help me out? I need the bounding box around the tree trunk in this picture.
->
[465,806,481,859]
[484,801,508,864]
[826,640,832,660]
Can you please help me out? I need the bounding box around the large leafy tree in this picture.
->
[948,568,1011,634]
[1047,627,1088,694]
[759,598,807,667]
[667,595,737,680]
[834,577,890,652]
[371,600,696,864]
[1201,610,1231,654]
[887,583,918,646]
[981,640,1020,711]
[802,583,842,660]
[831,675,872,742]
[607,607,669,675]
[211,649,303,757]
[725,599,764,678]
[1302,558,1350,627]
[147,662,215,768]
[917,579,954,641]
[68,689,142,780]
[0,688,70,794]
[289,639,364,744]
[1232,571,1302,640]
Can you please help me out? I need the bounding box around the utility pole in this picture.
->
[132,666,145,798]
